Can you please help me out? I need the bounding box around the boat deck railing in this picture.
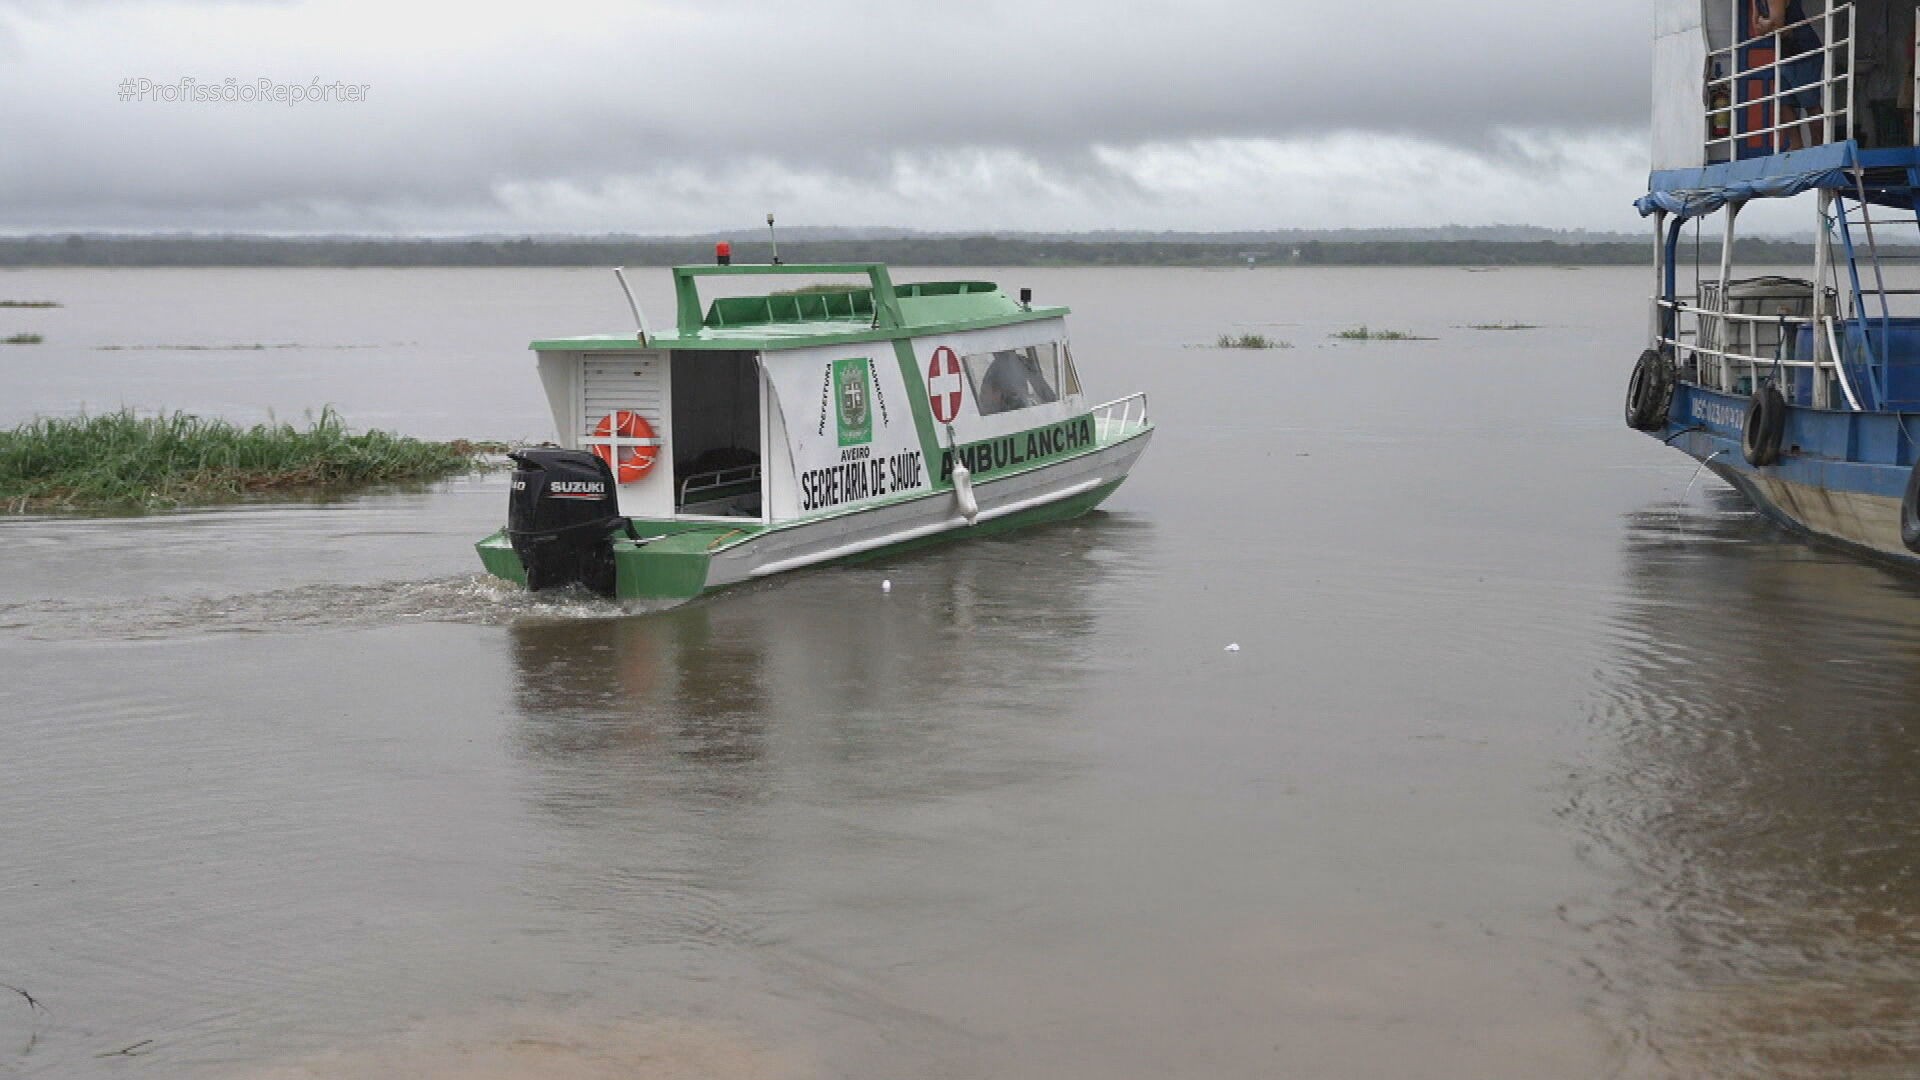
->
[1092,393,1150,442]
[1705,1,1855,162]
[679,463,762,505]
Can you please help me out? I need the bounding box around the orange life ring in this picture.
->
[590,410,659,484]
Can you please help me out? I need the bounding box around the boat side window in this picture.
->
[1061,344,1082,397]
[964,344,1061,416]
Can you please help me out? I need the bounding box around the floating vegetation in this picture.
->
[0,408,488,513]
[3,333,44,345]
[0,300,61,309]
[1214,332,1291,349]
[1465,322,1540,331]
[95,343,377,351]
[1331,326,1434,342]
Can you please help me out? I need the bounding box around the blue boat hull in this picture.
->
[1659,383,1920,568]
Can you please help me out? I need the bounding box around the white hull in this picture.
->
[705,431,1153,588]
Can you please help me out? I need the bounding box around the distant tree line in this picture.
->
[0,234,1833,268]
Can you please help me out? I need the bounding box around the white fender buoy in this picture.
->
[951,461,979,525]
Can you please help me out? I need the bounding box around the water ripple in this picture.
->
[1561,494,1920,1076]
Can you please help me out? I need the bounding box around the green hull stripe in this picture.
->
[937,413,1095,484]
[480,423,1146,570]
[474,475,1126,601]
[612,529,718,599]
[475,531,526,585]
[832,476,1125,567]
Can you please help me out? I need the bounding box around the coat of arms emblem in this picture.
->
[834,357,873,446]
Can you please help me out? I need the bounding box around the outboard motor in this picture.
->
[506,449,626,595]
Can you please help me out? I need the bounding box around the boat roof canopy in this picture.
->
[1638,143,1920,220]
[532,262,1067,352]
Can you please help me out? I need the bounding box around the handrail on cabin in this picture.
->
[671,263,903,333]
[1704,1,1855,159]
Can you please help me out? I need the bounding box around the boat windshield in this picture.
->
[965,345,1063,416]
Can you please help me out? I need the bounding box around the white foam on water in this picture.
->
[234,1012,801,1080]
[2,575,688,642]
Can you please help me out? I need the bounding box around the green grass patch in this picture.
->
[1331,325,1433,341]
[3,333,44,345]
[0,300,60,309]
[95,343,378,351]
[1465,321,1539,331]
[1214,332,1290,349]
[1,408,489,513]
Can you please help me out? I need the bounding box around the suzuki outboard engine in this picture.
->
[506,449,626,595]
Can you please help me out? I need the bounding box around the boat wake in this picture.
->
[2,575,685,642]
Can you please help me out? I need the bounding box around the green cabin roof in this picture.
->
[531,262,1066,352]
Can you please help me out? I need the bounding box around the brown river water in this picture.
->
[2,266,1919,1078]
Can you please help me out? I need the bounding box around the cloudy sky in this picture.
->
[0,0,1658,235]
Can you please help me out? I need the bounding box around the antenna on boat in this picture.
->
[612,266,651,345]
[766,212,782,265]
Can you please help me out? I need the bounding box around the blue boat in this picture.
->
[1634,1,1920,565]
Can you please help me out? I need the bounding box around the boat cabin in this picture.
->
[1643,0,1920,417]
[527,263,1091,527]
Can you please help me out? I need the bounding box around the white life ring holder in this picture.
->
[590,410,660,484]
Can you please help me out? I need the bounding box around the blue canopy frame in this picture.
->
[1638,143,1920,412]
[1637,143,1920,219]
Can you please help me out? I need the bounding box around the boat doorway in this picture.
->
[669,350,763,519]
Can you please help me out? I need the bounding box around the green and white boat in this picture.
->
[476,258,1153,602]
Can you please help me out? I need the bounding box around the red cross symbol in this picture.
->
[927,346,963,424]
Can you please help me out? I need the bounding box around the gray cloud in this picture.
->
[0,0,1655,232]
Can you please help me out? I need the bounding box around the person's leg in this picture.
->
[1800,87,1825,148]
[1775,102,1805,150]
[1779,55,1823,150]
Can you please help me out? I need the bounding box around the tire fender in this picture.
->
[1741,381,1787,467]
[1900,460,1920,553]
[1626,349,1675,431]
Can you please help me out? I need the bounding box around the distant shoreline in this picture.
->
[0,235,1837,269]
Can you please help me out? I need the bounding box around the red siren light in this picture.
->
[715,241,732,266]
